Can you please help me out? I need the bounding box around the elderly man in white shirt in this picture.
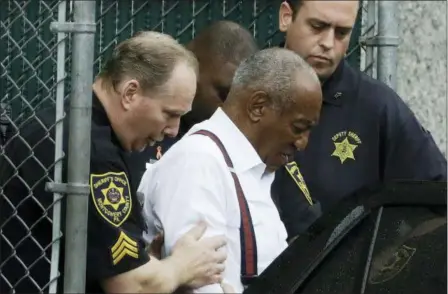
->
[138,47,322,293]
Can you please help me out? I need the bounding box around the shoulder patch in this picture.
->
[111,231,139,265]
[90,171,132,227]
[285,162,313,205]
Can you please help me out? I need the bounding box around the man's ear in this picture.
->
[247,91,270,123]
[279,1,294,33]
[120,79,140,110]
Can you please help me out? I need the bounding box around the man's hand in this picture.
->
[168,221,227,289]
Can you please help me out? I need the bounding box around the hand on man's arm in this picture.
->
[88,159,227,294]
[101,222,227,293]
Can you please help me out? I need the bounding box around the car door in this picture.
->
[244,181,447,294]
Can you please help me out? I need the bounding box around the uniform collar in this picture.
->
[321,60,347,107]
[92,93,110,125]
[92,93,123,150]
[188,108,265,174]
[278,41,349,107]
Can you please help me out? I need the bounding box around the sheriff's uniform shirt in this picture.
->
[274,60,447,239]
[85,95,150,292]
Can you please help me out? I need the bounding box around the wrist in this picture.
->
[163,254,187,290]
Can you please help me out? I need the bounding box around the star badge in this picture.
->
[101,181,126,211]
[331,137,358,164]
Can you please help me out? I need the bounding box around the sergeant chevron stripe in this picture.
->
[111,231,139,265]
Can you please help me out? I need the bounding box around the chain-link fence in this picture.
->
[1,1,68,293]
[1,1,381,293]
[92,0,363,80]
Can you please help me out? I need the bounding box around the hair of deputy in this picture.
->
[285,0,302,19]
[285,0,360,19]
[191,20,259,66]
[98,31,198,96]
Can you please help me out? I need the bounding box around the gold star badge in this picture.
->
[331,137,357,164]
[90,172,132,227]
[101,181,126,211]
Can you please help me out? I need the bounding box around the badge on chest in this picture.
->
[330,130,362,164]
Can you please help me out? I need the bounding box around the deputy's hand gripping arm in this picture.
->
[101,222,227,293]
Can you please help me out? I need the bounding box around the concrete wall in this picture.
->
[361,1,447,156]
[397,1,447,156]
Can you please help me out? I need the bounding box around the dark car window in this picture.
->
[294,207,446,294]
[364,207,446,294]
[244,181,447,294]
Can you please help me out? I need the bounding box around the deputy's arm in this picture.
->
[86,157,202,293]
[88,155,227,294]
[381,90,447,180]
[102,224,226,293]
[101,255,182,293]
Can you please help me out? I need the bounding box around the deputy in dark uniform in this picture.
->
[128,21,258,179]
[273,0,447,239]
[1,31,227,294]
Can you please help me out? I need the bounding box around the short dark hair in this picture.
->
[286,0,360,19]
[285,0,303,19]
[190,20,259,66]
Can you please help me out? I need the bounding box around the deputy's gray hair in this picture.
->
[230,47,318,111]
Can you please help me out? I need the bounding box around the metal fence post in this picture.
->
[48,1,68,293]
[64,0,96,290]
[50,0,96,292]
[363,0,377,78]
[377,1,399,90]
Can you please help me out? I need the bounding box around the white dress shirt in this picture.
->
[138,108,288,293]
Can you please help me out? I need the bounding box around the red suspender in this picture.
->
[192,130,258,286]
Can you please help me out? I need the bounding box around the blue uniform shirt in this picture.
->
[274,60,447,238]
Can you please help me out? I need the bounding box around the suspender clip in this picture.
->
[241,274,258,286]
